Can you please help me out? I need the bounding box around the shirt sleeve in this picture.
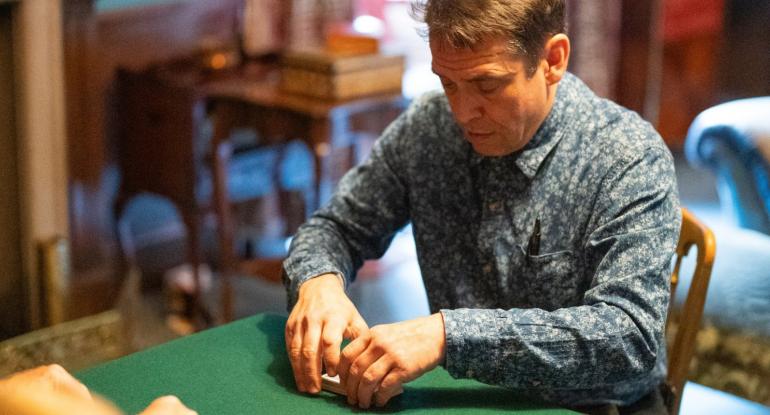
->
[440,147,681,406]
[282,109,413,309]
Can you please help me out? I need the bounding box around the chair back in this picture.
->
[684,97,770,235]
[667,208,716,413]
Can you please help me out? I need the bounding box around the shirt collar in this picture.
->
[467,73,578,178]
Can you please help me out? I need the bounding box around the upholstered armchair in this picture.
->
[684,97,770,234]
[679,96,770,407]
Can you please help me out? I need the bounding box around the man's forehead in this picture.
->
[430,38,520,75]
[429,34,509,55]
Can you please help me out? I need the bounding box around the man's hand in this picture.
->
[285,273,368,394]
[337,313,446,409]
[139,396,197,415]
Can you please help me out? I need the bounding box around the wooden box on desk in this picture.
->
[279,49,404,100]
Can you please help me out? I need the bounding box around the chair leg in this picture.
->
[213,140,236,323]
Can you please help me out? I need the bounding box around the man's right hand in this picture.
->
[285,273,368,394]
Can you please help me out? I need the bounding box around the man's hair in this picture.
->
[411,0,566,75]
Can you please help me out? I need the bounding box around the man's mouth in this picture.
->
[466,131,494,141]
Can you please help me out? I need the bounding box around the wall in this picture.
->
[720,0,770,100]
[0,0,69,339]
[15,0,70,331]
[0,2,26,339]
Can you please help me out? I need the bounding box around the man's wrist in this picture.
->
[298,272,345,297]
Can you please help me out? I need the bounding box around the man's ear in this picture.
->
[542,34,570,85]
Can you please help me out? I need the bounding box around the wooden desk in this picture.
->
[78,313,576,414]
[203,72,408,210]
[204,73,407,321]
[114,66,407,325]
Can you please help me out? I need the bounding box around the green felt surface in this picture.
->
[77,314,576,414]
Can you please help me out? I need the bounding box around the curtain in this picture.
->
[287,0,354,49]
[565,0,622,99]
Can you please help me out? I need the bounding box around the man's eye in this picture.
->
[441,81,457,92]
[477,81,501,94]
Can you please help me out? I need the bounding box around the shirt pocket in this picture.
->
[514,244,580,311]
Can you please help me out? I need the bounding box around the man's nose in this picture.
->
[451,96,482,125]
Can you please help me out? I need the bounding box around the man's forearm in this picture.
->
[441,304,665,406]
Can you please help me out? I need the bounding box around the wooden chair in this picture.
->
[209,100,313,322]
[667,207,717,414]
[207,85,407,323]
[114,67,313,328]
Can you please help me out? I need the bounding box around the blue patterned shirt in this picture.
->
[283,73,681,407]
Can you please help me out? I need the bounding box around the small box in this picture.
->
[280,49,404,100]
[325,31,380,55]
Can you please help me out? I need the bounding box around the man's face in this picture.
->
[430,36,552,157]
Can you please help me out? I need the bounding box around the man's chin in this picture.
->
[470,142,513,157]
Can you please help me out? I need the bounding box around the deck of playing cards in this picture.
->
[320,373,404,399]
[321,373,346,395]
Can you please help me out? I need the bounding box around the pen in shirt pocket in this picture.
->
[527,218,541,256]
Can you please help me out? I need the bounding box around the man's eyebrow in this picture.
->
[430,68,512,82]
[467,73,512,82]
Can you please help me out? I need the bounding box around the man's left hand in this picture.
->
[337,313,446,409]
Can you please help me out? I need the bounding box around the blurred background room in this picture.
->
[0,0,768,412]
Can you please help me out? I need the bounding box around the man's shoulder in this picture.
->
[602,103,665,154]
[562,75,670,164]
[405,90,452,120]
[385,90,464,151]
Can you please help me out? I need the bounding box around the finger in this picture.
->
[356,357,394,409]
[321,319,346,377]
[45,364,92,401]
[314,335,323,393]
[300,319,323,393]
[286,321,305,392]
[284,318,294,352]
[337,334,370,386]
[345,344,382,406]
[374,371,406,408]
[344,315,369,340]
[139,395,198,415]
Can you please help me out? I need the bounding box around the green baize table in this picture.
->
[78,313,577,414]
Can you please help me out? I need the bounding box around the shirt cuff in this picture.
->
[283,257,346,309]
[440,308,503,382]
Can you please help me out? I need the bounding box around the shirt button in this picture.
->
[482,264,493,274]
[488,201,502,213]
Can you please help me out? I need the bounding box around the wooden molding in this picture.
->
[11,0,69,329]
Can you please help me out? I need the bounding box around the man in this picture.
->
[283,0,680,412]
